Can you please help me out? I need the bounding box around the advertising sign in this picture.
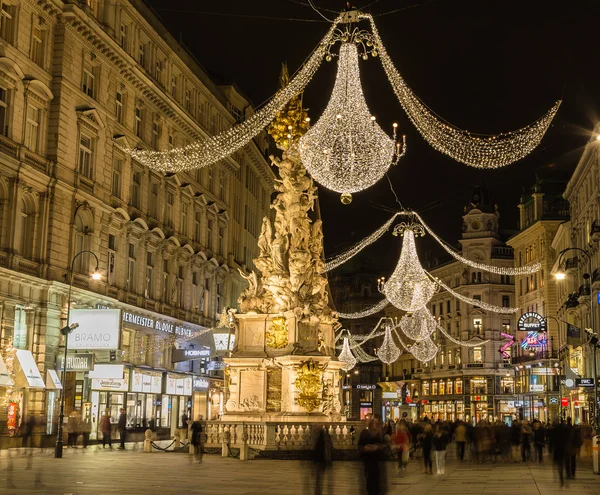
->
[91,368,130,392]
[171,348,211,363]
[131,369,162,394]
[7,402,18,433]
[561,397,569,407]
[193,378,209,391]
[56,353,94,371]
[166,374,193,396]
[576,378,595,388]
[68,309,121,350]
[0,354,13,386]
[520,331,548,350]
[517,312,547,333]
[15,350,45,388]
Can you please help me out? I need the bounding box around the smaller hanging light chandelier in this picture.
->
[376,320,401,364]
[338,336,357,371]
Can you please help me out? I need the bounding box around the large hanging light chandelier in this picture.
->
[375,320,401,364]
[338,336,357,371]
[379,224,436,313]
[299,40,405,204]
[399,308,436,342]
[408,337,438,363]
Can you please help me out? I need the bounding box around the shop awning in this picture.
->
[46,370,63,390]
[14,350,45,389]
[0,354,13,387]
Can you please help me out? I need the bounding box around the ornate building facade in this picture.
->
[0,0,273,443]
[507,177,569,422]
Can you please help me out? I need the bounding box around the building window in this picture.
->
[78,134,94,179]
[473,318,482,334]
[218,227,224,255]
[432,381,438,395]
[177,266,184,309]
[194,210,201,242]
[219,171,225,199]
[107,234,116,286]
[446,300,451,313]
[165,191,173,227]
[115,90,124,124]
[204,278,211,317]
[82,68,95,98]
[471,347,483,364]
[25,105,40,152]
[184,89,190,111]
[208,168,214,192]
[155,60,162,84]
[431,304,436,316]
[127,243,136,292]
[171,75,177,98]
[131,170,141,209]
[13,307,27,349]
[120,24,127,48]
[152,120,160,149]
[135,105,143,138]
[150,182,159,219]
[216,282,223,314]
[0,2,16,44]
[207,219,213,250]
[422,382,430,396]
[470,378,486,394]
[19,198,34,259]
[112,159,122,198]
[0,86,9,136]
[502,295,510,308]
[138,42,145,67]
[502,319,510,332]
[30,26,44,66]
[146,251,154,299]
[181,202,188,236]
[447,379,453,395]
[455,379,463,394]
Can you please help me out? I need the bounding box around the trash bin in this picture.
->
[594,436,600,475]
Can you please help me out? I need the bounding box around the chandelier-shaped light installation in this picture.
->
[399,309,437,342]
[407,337,438,363]
[299,41,405,203]
[375,320,401,364]
[379,224,436,313]
[338,336,357,370]
[360,13,560,169]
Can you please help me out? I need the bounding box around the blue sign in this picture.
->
[597,292,600,304]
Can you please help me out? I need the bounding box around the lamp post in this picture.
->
[54,250,101,459]
[554,247,597,431]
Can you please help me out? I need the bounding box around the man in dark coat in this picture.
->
[117,408,127,450]
[552,419,571,486]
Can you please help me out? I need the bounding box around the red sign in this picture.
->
[405,397,412,404]
[421,399,428,405]
[7,402,18,431]
[561,398,569,407]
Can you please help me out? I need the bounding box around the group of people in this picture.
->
[65,411,92,448]
[98,408,128,449]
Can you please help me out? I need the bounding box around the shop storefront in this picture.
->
[165,372,192,434]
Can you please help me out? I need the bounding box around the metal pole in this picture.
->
[54,265,74,459]
[587,255,597,432]
[54,250,100,458]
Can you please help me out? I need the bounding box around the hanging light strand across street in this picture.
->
[360,12,561,169]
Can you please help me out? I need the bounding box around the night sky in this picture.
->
[146,0,599,276]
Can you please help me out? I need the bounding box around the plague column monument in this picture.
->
[223,66,344,421]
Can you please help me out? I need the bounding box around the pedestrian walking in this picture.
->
[391,422,411,473]
[358,417,387,495]
[181,412,189,440]
[419,423,434,474]
[520,420,532,462]
[312,426,333,495]
[432,424,449,475]
[454,421,467,462]
[100,411,112,449]
[67,411,80,448]
[533,421,545,462]
[81,414,91,448]
[552,419,570,487]
[190,416,204,464]
[117,408,127,450]
[566,418,582,479]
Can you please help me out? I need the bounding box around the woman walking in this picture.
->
[419,424,434,475]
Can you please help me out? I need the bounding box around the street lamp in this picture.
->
[554,247,598,432]
[55,250,101,459]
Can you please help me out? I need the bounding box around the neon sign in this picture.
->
[499,332,515,358]
[520,331,548,350]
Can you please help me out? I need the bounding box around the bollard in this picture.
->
[593,435,600,475]
[239,427,248,461]
[143,429,153,453]
[222,430,230,458]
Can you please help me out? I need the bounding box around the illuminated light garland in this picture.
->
[299,41,405,198]
[412,211,541,275]
[380,228,436,312]
[325,213,400,272]
[338,336,357,370]
[398,308,437,342]
[360,13,561,169]
[336,298,389,319]
[432,275,520,314]
[352,339,379,363]
[121,17,343,172]
[1,339,16,407]
[376,321,402,364]
[434,317,490,347]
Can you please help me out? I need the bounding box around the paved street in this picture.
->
[0,446,597,495]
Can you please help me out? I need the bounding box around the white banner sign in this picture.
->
[131,369,162,394]
[166,374,192,396]
[68,309,121,350]
[88,364,124,379]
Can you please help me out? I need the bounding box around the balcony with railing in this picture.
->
[511,350,558,364]
[563,292,580,309]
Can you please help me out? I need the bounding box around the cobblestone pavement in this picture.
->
[0,446,598,495]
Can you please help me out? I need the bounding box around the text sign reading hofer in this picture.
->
[68,309,121,350]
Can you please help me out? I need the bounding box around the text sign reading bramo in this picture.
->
[68,309,121,350]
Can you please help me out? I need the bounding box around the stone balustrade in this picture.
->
[204,421,364,451]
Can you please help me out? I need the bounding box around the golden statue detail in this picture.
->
[266,316,289,349]
[294,359,325,412]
